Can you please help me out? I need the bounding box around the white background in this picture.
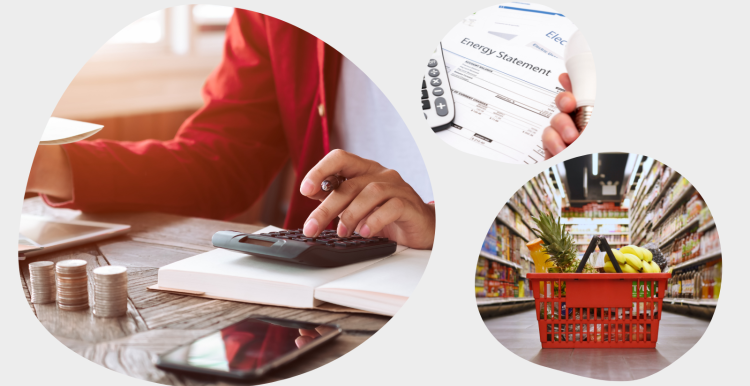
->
[1,0,747,384]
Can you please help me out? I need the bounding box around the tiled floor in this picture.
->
[484,309,710,381]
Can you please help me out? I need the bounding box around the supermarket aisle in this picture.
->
[485,309,710,381]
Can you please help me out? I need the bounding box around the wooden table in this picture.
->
[19,197,389,385]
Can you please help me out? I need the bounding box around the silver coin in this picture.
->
[56,259,87,268]
[93,301,128,307]
[94,288,128,293]
[57,295,89,302]
[29,261,55,268]
[94,308,127,314]
[31,288,57,295]
[59,304,90,311]
[93,266,127,275]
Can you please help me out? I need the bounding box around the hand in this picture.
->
[542,73,581,160]
[294,325,338,349]
[299,149,435,250]
[26,145,73,201]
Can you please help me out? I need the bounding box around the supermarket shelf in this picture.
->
[697,219,716,233]
[529,180,550,214]
[631,176,658,225]
[663,298,718,308]
[652,184,696,229]
[668,250,721,271]
[479,251,522,269]
[519,199,536,218]
[576,241,629,245]
[561,218,630,225]
[505,201,535,231]
[476,297,535,306]
[569,232,629,235]
[632,172,681,234]
[647,172,681,212]
[523,185,542,213]
[658,216,700,249]
[496,216,529,243]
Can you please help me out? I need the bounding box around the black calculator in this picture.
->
[212,229,398,268]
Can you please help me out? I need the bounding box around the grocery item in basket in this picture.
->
[623,253,643,271]
[639,247,653,262]
[620,245,643,260]
[530,213,585,273]
[604,249,626,265]
[642,242,667,271]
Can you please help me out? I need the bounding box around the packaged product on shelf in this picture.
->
[476,275,487,298]
[487,280,501,297]
[487,261,499,280]
[562,202,628,219]
[477,257,488,277]
[700,228,720,256]
[481,234,498,256]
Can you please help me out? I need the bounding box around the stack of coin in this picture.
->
[29,261,56,304]
[92,266,128,318]
[56,259,89,311]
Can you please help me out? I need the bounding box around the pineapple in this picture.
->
[530,212,595,273]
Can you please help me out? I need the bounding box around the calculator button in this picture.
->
[430,78,442,87]
[428,68,440,77]
[316,239,331,244]
[345,241,359,246]
[334,241,348,247]
[432,87,444,96]
[422,79,426,89]
[434,97,449,117]
[364,239,378,244]
[421,89,428,100]
[422,100,431,110]
[428,59,438,67]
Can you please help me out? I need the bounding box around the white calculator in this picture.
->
[422,43,455,131]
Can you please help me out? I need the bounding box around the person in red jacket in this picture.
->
[25,9,435,250]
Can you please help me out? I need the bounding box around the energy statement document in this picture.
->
[436,4,577,164]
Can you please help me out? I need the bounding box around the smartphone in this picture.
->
[155,316,342,380]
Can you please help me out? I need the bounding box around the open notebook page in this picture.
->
[157,226,390,309]
[314,247,430,316]
[41,117,103,145]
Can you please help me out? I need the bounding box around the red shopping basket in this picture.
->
[527,236,670,348]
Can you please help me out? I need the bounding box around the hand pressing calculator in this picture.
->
[423,42,455,132]
[212,229,397,268]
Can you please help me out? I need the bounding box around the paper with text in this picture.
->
[437,5,576,163]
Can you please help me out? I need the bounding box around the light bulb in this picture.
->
[564,30,596,131]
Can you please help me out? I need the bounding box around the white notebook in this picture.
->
[41,117,103,145]
[152,226,430,316]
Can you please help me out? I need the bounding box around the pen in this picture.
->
[321,175,345,192]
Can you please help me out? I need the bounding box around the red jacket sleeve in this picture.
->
[43,10,288,220]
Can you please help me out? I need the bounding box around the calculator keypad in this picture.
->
[259,229,392,249]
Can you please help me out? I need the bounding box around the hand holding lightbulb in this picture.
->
[542,30,596,160]
[542,73,579,159]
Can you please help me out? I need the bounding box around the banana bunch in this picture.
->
[604,245,661,273]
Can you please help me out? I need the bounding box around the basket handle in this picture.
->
[576,235,622,273]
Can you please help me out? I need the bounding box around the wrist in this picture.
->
[27,145,73,201]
